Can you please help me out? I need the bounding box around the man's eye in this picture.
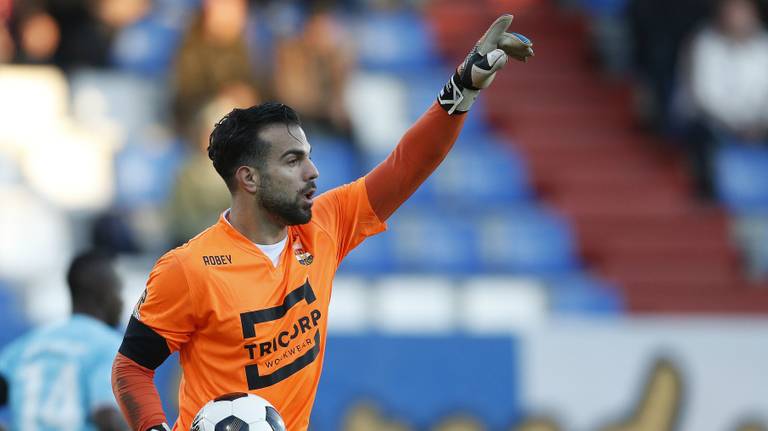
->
[287,159,298,166]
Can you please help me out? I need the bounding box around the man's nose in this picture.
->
[306,159,319,181]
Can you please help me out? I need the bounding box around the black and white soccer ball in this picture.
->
[191,392,286,431]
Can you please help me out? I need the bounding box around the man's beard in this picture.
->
[258,175,312,226]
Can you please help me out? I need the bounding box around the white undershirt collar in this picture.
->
[223,209,287,267]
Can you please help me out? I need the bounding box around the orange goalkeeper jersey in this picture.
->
[133,177,386,431]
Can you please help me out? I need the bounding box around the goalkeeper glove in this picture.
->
[438,14,534,115]
[146,424,170,431]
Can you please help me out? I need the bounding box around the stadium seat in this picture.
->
[344,72,410,153]
[307,137,361,193]
[113,135,186,208]
[111,13,183,77]
[576,0,630,16]
[355,11,440,72]
[359,135,530,207]
[372,276,456,333]
[476,206,580,274]
[154,0,201,13]
[458,277,549,331]
[0,186,73,281]
[387,210,479,274]
[714,144,768,213]
[327,276,371,332]
[337,231,395,275]
[0,67,68,148]
[433,137,531,205]
[544,274,625,315]
[397,67,490,135]
[22,123,114,211]
[69,71,168,143]
[733,215,768,279]
[0,151,20,185]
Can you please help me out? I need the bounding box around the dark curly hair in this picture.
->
[207,102,301,191]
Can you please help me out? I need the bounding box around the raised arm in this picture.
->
[364,14,533,221]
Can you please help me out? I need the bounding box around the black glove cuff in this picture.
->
[437,72,480,115]
[437,72,468,115]
[146,424,171,431]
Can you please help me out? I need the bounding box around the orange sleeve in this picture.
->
[135,252,196,353]
[364,102,466,221]
[111,352,167,431]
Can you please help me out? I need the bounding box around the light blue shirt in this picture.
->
[0,314,122,431]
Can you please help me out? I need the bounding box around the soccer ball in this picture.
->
[191,392,286,431]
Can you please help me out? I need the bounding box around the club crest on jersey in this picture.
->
[293,238,313,266]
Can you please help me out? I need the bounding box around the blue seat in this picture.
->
[111,12,183,77]
[476,206,580,274]
[433,138,531,205]
[154,0,200,13]
[714,144,768,213]
[114,136,186,208]
[388,211,479,274]
[356,11,440,72]
[360,135,528,207]
[578,0,630,16]
[308,138,360,193]
[399,68,490,135]
[544,274,625,315]
[69,71,167,138]
[337,232,395,275]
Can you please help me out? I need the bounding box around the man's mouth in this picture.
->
[302,188,316,203]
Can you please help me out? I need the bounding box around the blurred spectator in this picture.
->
[91,210,142,254]
[172,0,260,139]
[167,97,232,246]
[680,0,768,198]
[6,0,149,69]
[0,0,11,60]
[0,26,11,64]
[688,0,768,140]
[273,6,354,139]
[627,0,709,132]
[8,1,60,65]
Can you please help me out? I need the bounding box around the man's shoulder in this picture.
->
[165,222,227,265]
[311,178,369,220]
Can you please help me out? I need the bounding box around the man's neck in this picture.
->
[229,199,288,245]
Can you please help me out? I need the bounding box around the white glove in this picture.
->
[437,14,534,115]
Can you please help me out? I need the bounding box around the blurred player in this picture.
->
[111,15,533,431]
[0,250,128,431]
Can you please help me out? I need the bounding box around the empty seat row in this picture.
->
[339,205,580,275]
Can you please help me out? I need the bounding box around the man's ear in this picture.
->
[235,165,260,193]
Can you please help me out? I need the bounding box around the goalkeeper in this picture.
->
[111,14,533,431]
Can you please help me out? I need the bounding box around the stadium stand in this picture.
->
[2,0,768,356]
[426,0,768,312]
